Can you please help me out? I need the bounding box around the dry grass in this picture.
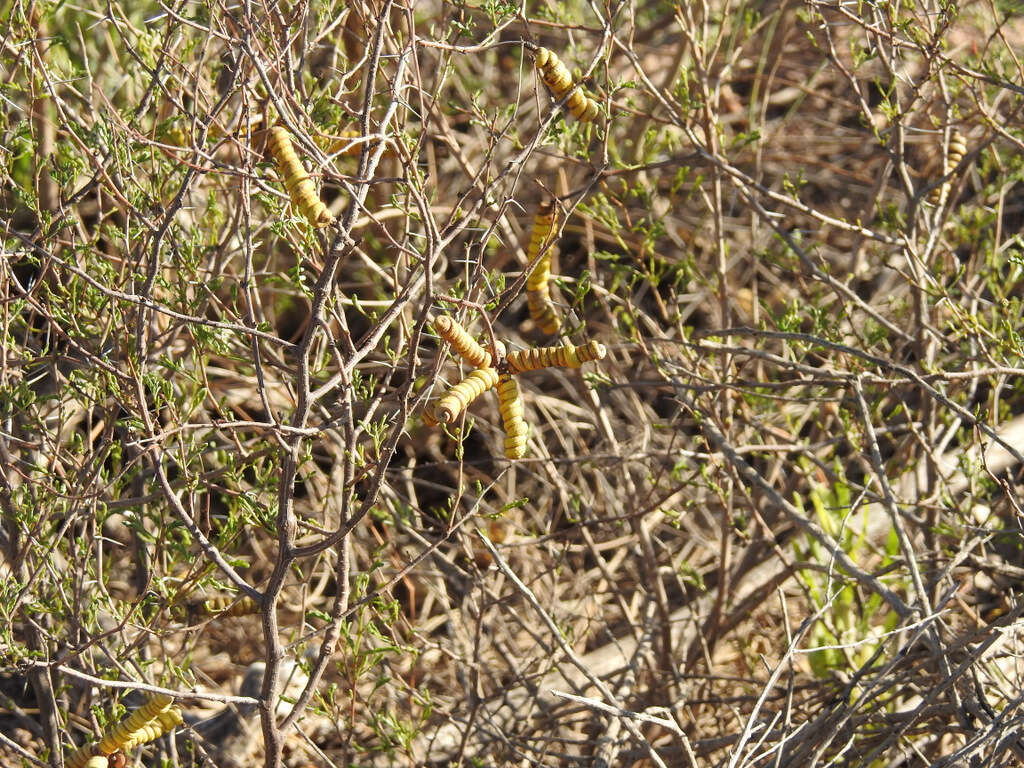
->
[3,0,1024,766]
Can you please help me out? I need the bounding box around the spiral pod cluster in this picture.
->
[505,340,606,374]
[434,315,493,368]
[497,374,528,459]
[434,368,500,423]
[929,128,967,206]
[266,124,333,228]
[524,201,561,335]
[534,47,600,122]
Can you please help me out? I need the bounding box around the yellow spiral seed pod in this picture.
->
[326,129,394,158]
[948,129,967,168]
[93,693,174,754]
[119,708,184,752]
[535,47,600,122]
[526,291,560,335]
[573,339,607,364]
[84,757,108,768]
[505,341,606,374]
[524,201,560,334]
[434,315,492,368]
[267,125,333,228]
[65,744,99,768]
[497,374,528,459]
[928,128,967,206]
[434,368,499,423]
[422,401,440,427]
[196,595,261,617]
[327,129,364,156]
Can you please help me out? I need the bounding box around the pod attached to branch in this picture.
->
[524,200,561,335]
[497,374,528,459]
[929,128,967,207]
[505,340,606,374]
[535,47,600,122]
[434,315,493,369]
[266,124,333,228]
[434,368,500,423]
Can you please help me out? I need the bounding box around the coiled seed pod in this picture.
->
[422,401,440,427]
[327,129,364,156]
[326,129,394,158]
[434,368,499,423]
[497,374,528,459]
[524,201,560,334]
[94,694,175,754]
[65,745,101,768]
[505,340,606,374]
[929,128,967,206]
[526,292,560,336]
[118,708,184,752]
[535,47,600,122]
[195,594,261,618]
[434,316,493,368]
[267,125,333,228]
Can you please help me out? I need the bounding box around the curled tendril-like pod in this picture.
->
[94,694,175,755]
[929,128,968,206]
[422,401,440,427]
[434,368,499,424]
[66,745,101,768]
[327,129,364,156]
[526,292,560,336]
[196,594,261,618]
[497,374,528,460]
[118,708,184,752]
[534,47,600,122]
[326,129,393,158]
[524,201,560,335]
[266,124,333,228]
[434,315,493,368]
[505,340,606,374]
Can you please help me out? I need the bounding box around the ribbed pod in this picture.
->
[497,374,528,459]
[196,595,261,617]
[118,708,184,751]
[267,125,333,227]
[434,368,499,423]
[434,315,492,368]
[327,129,393,158]
[328,129,364,156]
[535,47,600,122]
[929,128,967,206]
[94,694,174,755]
[505,340,606,374]
[422,402,439,427]
[524,201,560,334]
